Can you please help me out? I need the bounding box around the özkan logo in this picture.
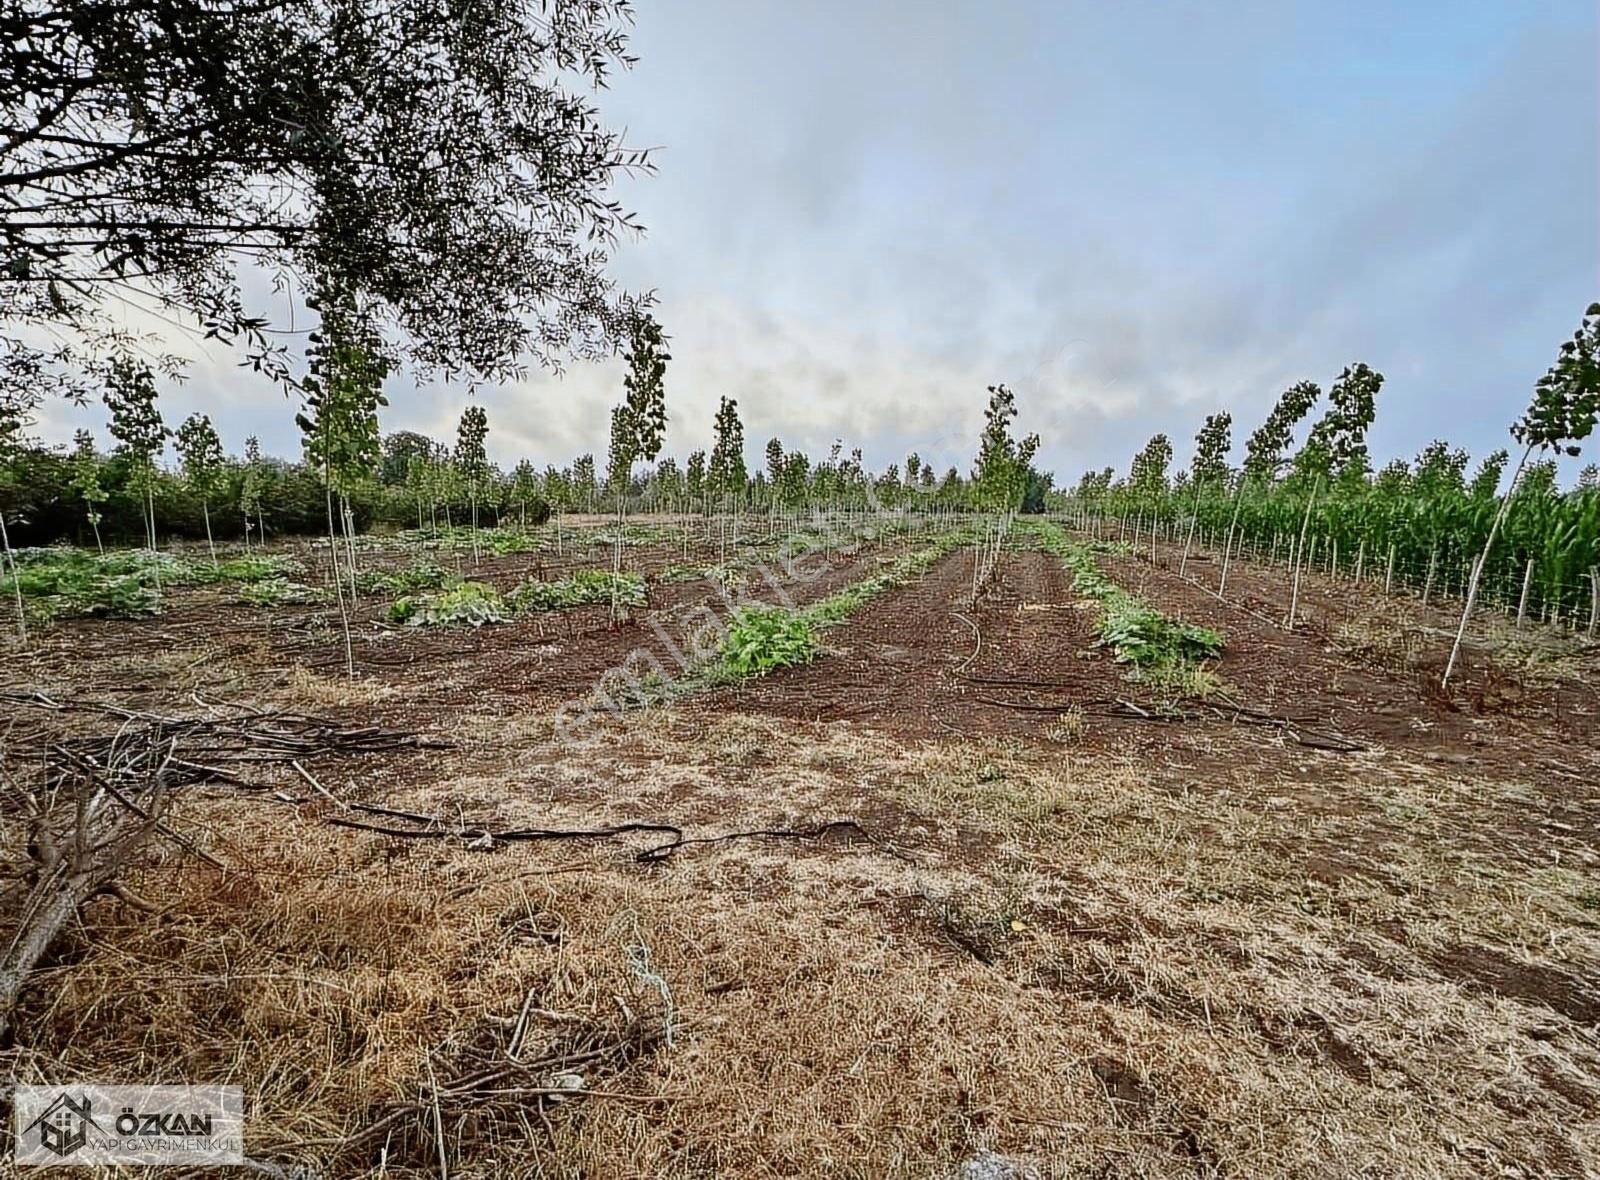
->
[13,1085,244,1167]
[22,1092,102,1158]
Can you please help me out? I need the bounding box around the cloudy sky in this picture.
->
[39,0,1600,484]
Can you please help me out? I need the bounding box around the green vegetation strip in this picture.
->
[1,548,307,619]
[709,526,975,681]
[389,569,646,627]
[1028,521,1223,685]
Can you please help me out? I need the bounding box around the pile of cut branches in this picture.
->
[0,692,446,1040]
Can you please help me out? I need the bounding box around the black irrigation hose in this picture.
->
[326,808,909,865]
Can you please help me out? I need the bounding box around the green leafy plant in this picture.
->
[103,357,169,562]
[508,571,645,613]
[1031,521,1225,683]
[1098,598,1223,669]
[390,581,506,627]
[455,404,490,563]
[708,397,747,503]
[1445,303,1600,685]
[33,577,161,620]
[485,529,542,555]
[188,554,303,584]
[720,605,820,677]
[67,429,108,554]
[2,548,167,618]
[360,558,454,595]
[1,547,308,619]
[236,578,327,606]
[298,274,392,672]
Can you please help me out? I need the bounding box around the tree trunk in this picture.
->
[1286,480,1319,630]
[1217,479,1247,599]
[146,480,162,595]
[342,494,360,600]
[0,511,27,645]
[0,868,94,1043]
[0,791,162,1044]
[202,499,216,562]
[1179,489,1201,578]
[1443,444,1532,688]
[325,480,354,678]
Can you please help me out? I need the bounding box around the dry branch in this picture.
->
[0,692,448,1042]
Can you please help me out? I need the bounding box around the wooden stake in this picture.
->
[1517,557,1535,627]
[1286,481,1318,629]
[1217,479,1247,599]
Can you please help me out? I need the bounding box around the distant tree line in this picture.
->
[2,389,1057,548]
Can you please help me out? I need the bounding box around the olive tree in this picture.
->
[2,0,654,402]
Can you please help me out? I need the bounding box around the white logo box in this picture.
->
[13,1085,244,1167]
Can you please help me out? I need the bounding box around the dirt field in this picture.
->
[3,519,1599,1178]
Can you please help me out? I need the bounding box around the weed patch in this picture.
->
[358,558,454,595]
[389,581,507,627]
[722,606,821,676]
[1029,521,1223,685]
[707,527,975,682]
[509,571,645,612]
[2,547,300,619]
[235,578,327,606]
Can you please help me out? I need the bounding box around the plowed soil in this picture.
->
[1097,546,1600,780]
[721,547,1118,738]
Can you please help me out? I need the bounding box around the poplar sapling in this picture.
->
[175,412,225,560]
[456,405,489,563]
[296,279,390,677]
[103,357,169,587]
[67,429,108,554]
[1445,303,1600,687]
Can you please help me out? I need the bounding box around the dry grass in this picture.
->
[2,696,1598,1177]
[284,664,404,708]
